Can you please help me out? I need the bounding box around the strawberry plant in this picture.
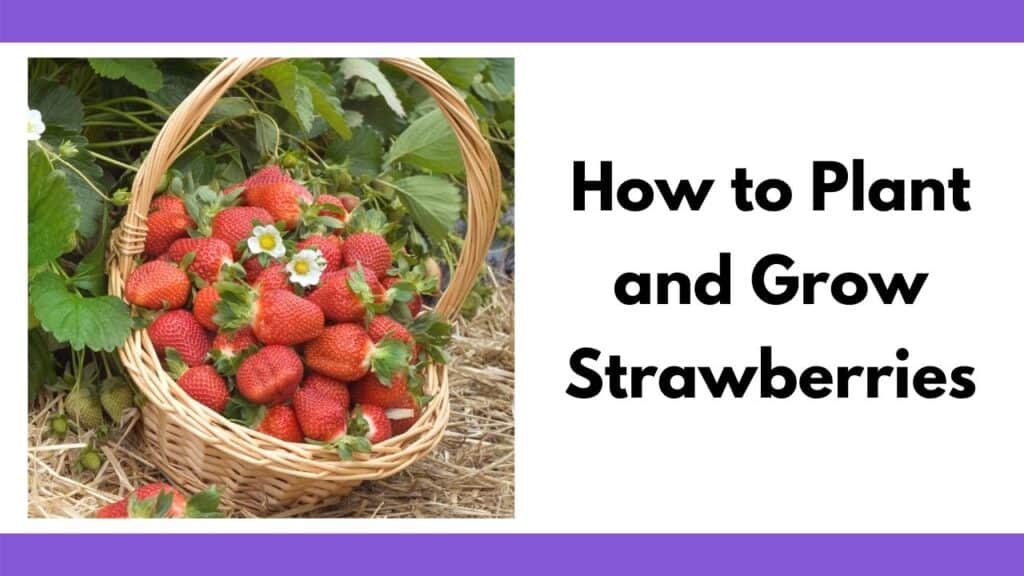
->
[28,58,514,468]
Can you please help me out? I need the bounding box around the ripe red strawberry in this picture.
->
[350,404,392,443]
[177,365,230,413]
[304,323,409,383]
[307,266,384,323]
[215,283,324,345]
[150,195,187,215]
[254,263,292,292]
[296,235,343,272]
[292,384,348,442]
[315,194,348,221]
[95,483,186,518]
[303,373,350,408]
[339,193,360,213]
[230,165,315,202]
[350,371,410,409]
[236,345,303,404]
[383,276,422,317]
[148,310,210,366]
[341,232,391,278]
[144,210,195,258]
[211,206,274,257]
[244,182,305,229]
[95,484,221,519]
[124,261,190,310]
[243,257,268,284]
[368,315,413,346]
[167,237,233,284]
[257,404,304,443]
[209,327,258,374]
[192,285,221,331]
[387,394,421,435]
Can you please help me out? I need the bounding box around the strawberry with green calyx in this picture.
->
[193,285,221,331]
[305,323,410,384]
[144,210,195,258]
[350,370,413,408]
[341,208,392,278]
[148,309,211,367]
[65,384,104,429]
[213,281,324,345]
[308,265,385,323]
[348,404,392,443]
[99,377,135,425]
[209,328,258,375]
[124,260,191,310]
[150,194,187,215]
[368,316,414,347]
[165,350,230,413]
[245,182,307,229]
[256,404,304,443]
[236,345,304,405]
[95,484,223,519]
[167,237,234,285]
[385,260,440,320]
[182,183,245,237]
[211,206,275,258]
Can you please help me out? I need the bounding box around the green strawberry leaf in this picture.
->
[185,486,224,518]
[28,80,83,136]
[224,395,266,428]
[28,150,79,268]
[391,175,461,243]
[29,272,131,352]
[28,328,57,403]
[424,58,485,90]
[339,59,405,117]
[254,112,280,160]
[262,60,351,140]
[369,338,411,386]
[384,109,464,175]
[88,59,164,92]
[326,126,383,178]
[71,211,110,296]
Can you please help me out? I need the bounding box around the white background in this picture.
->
[4,44,1024,532]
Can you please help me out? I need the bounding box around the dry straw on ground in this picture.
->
[28,282,514,519]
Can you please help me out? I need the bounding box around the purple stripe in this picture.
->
[2,534,1023,575]
[2,0,1024,41]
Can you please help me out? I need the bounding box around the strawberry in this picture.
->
[193,285,221,331]
[315,194,348,220]
[296,235,343,272]
[167,237,233,284]
[243,257,268,284]
[339,193,360,213]
[236,345,304,405]
[144,210,195,258]
[211,206,274,257]
[244,182,305,229]
[148,309,210,366]
[209,327,258,374]
[95,484,221,519]
[150,194,187,215]
[387,394,421,435]
[341,232,391,278]
[349,404,392,443]
[226,165,315,202]
[99,377,135,424]
[383,276,422,317]
[256,404,304,443]
[176,365,230,413]
[65,385,104,429]
[304,323,409,383]
[253,263,292,292]
[303,373,350,408]
[350,371,410,409]
[368,315,414,346]
[307,266,384,323]
[292,383,348,442]
[216,284,324,345]
[124,261,190,310]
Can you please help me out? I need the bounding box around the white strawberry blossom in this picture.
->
[286,248,328,287]
[247,225,286,258]
[27,109,45,141]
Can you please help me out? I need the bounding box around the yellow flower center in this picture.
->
[259,234,277,250]
[294,260,310,274]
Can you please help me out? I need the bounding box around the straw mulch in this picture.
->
[27,282,514,519]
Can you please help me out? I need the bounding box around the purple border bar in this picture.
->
[2,0,1024,41]
[2,534,1023,575]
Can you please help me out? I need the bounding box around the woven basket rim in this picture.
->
[106,57,502,498]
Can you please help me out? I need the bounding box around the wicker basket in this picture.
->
[106,57,501,513]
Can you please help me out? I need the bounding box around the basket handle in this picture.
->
[112,57,502,320]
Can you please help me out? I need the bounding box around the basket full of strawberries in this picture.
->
[107,58,501,513]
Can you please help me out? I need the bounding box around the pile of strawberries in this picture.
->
[123,165,446,459]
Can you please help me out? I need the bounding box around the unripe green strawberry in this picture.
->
[78,445,103,471]
[99,378,135,425]
[49,414,69,438]
[65,386,104,429]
